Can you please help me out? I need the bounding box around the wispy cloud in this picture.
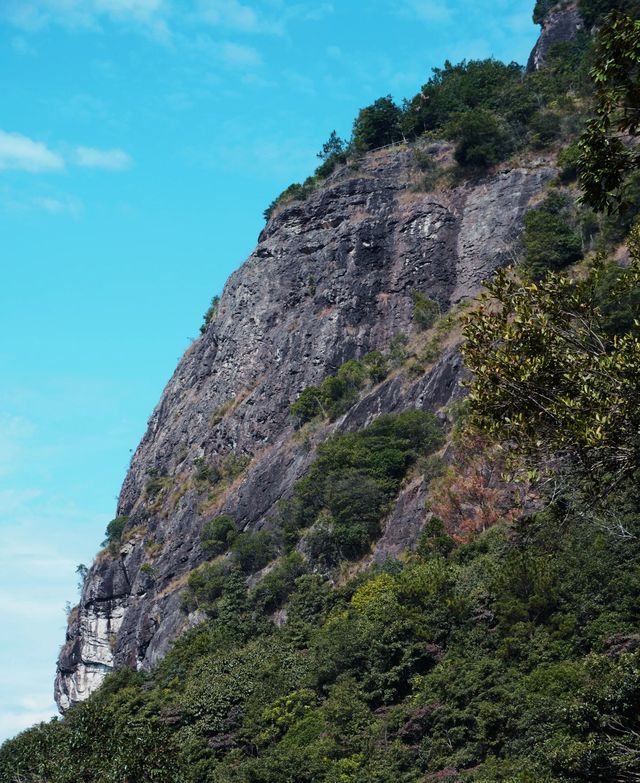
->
[34,195,84,216]
[197,0,262,32]
[74,146,133,170]
[400,0,452,23]
[0,130,64,173]
[219,41,263,68]
[1,0,170,39]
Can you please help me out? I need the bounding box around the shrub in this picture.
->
[411,291,440,331]
[251,552,307,613]
[578,0,639,28]
[200,295,219,334]
[291,385,325,424]
[522,191,583,278]
[389,333,409,366]
[449,109,513,169]
[231,530,277,573]
[102,515,128,547]
[363,351,388,383]
[528,111,562,148]
[281,410,444,564]
[183,561,231,613]
[201,515,237,556]
[291,359,369,425]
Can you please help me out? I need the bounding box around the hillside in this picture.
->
[2,2,640,782]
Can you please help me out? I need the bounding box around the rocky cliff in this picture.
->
[55,143,555,711]
[527,2,585,71]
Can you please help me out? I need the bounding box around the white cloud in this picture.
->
[198,0,260,32]
[0,130,64,173]
[74,146,133,170]
[34,195,84,216]
[401,0,452,23]
[1,0,170,40]
[219,41,262,68]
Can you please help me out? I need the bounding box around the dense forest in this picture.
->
[3,3,640,782]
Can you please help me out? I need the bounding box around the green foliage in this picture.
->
[522,191,583,278]
[362,350,389,383]
[528,110,562,148]
[291,358,374,425]
[6,490,640,782]
[231,529,277,574]
[461,235,640,489]
[578,0,640,28]
[315,130,347,178]
[199,295,219,334]
[533,0,556,24]
[352,95,404,152]
[101,515,128,547]
[402,59,526,140]
[411,290,440,330]
[449,108,514,169]
[200,515,237,556]
[578,12,640,213]
[250,552,307,613]
[280,411,443,563]
[183,561,231,613]
[263,178,318,221]
[389,332,409,366]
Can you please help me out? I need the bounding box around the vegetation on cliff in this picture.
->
[2,6,640,783]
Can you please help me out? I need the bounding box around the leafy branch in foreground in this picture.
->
[578,11,640,213]
[461,225,640,490]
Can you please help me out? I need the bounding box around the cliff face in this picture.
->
[527,2,585,71]
[55,143,555,711]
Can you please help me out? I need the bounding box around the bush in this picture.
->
[291,359,370,425]
[449,109,513,169]
[251,552,307,613]
[199,295,219,334]
[201,515,237,556]
[528,111,562,148]
[231,530,277,573]
[411,291,440,331]
[102,515,128,547]
[281,410,444,563]
[363,351,389,383]
[183,561,231,613]
[522,191,583,278]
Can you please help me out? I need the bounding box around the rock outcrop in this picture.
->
[527,2,585,71]
[55,143,555,711]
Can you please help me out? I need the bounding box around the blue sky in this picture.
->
[0,0,540,744]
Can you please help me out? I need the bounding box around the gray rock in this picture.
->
[527,3,585,72]
[54,144,555,711]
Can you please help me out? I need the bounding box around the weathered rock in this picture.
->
[527,2,585,72]
[55,144,555,711]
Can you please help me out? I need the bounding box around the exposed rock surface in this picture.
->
[55,144,555,711]
[527,2,585,71]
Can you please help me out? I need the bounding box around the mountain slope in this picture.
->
[55,143,555,709]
